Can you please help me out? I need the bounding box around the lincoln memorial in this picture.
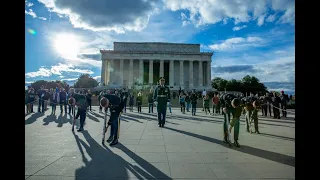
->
[100,42,213,90]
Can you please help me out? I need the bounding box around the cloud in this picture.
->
[209,36,264,52]
[266,14,277,22]
[38,0,161,33]
[257,15,265,26]
[38,17,47,20]
[212,65,258,74]
[163,0,295,26]
[232,25,247,31]
[26,2,34,7]
[211,44,295,93]
[25,68,51,78]
[25,9,37,18]
[25,63,94,78]
[25,8,47,20]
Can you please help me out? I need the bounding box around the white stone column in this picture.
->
[149,60,153,85]
[101,60,105,85]
[106,60,110,85]
[169,60,174,86]
[189,60,194,88]
[119,59,124,86]
[139,59,144,85]
[129,59,134,87]
[179,60,184,86]
[199,61,203,87]
[110,59,114,84]
[160,60,164,78]
[207,60,212,86]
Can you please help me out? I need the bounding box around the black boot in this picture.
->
[234,140,240,147]
[106,136,113,143]
[110,139,118,146]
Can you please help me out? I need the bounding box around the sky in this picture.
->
[25,0,295,95]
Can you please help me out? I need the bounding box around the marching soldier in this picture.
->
[228,98,243,147]
[103,93,127,146]
[153,77,171,127]
[220,93,236,144]
[70,89,88,132]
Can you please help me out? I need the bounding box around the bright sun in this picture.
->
[54,33,80,59]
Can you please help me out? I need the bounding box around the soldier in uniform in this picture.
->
[220,93,236,144]
[103,93,127,146]
[153,77,171,127]
[70,89,88,132]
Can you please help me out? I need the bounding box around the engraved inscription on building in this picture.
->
[114,42,200,53]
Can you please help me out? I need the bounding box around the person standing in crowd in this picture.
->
[86,90,92,111]
[260,94,267,116]
[185,93,191,112]
[129,93,134,112]
[179,92,186,114]
[153,77,171,127]
[250,100,260,134]
[148,89,154,113]
[43,89,50,111]
[202,89,207,111]
[50,88,58,114]
[265,92,272,117]
[190,90,198,116]
[280,90,289,118]
[59,88,67,114]
[120,88,128,113]
[27,88,35,113]
[98,90,104,113]
[212,93,219,116]
[136,92,143,113]
[203,94,210,115]
[272,92,281,119]
[37,85,45,113]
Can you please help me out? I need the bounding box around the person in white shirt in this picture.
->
[202,89,207,111]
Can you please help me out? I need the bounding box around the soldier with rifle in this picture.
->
[101,91,127,146]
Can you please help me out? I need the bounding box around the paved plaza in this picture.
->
[25,106,295,180]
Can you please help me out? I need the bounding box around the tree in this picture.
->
[74,74,99,88]
[211,77,228,91]
[211,75,268,94]
[31,80,69,92]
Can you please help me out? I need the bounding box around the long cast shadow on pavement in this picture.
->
[130,113,180,125]
[74,131,172,179]
[25,113,43,125]
[164,114,294,128]
[163,126,295,167]
[257,132,295,141]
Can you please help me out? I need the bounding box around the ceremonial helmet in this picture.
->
[68,97,75,106]
[253,100,261,107]
[231,98,241,107]
[100,97,109,108]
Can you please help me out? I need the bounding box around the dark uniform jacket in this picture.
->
[153,85,171,111]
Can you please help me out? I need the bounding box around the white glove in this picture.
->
[167,102,170,106]
[154,101,158,106]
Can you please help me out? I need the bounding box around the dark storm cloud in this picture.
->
[45,0,160,30]
[212,65,258,73]
[78,54,101,60]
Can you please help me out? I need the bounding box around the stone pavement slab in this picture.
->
[26,106,295,179]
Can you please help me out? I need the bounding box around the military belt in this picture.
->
[158,95,167,97]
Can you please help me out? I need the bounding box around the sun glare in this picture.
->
[54,33,80,59]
